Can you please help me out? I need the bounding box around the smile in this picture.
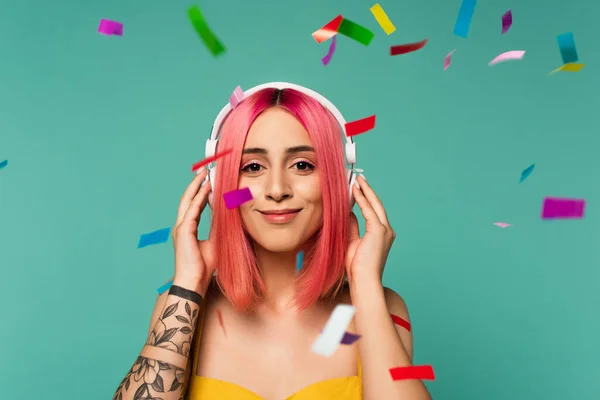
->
[258,209,302,224]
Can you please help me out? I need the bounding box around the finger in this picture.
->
[180,180,211,230]
[356,175,390,228]
[352,182,385,232]
[349,212,360,241]
[177,169,207,225]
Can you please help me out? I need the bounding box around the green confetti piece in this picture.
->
[187,5,226,56]
[337,18,374,46]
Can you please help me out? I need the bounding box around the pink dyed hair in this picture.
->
[210,88,351,312]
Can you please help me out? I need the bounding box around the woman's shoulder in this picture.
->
[335,280,409,315]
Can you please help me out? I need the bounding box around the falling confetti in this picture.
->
[370,3,396,35]
[520,163,535,183]
[223,187,253,209]
[337,18,375,46]
[157,279,174,294]
[312,15,343,43]
[541,197,585,219]
[391,314,411,331]
[493,222,511,228]
[453,0,476,38]
[501,10,512,34]
[312,304,355,357]
[444,49,455,71]
[321,36,337,66]
[191,148,233,173]
[187,5,225,56]
[345,115,376,136]
[549,63,585,74]
[229,86,244,108]
[389,365,436,381]
[138,227,171,248]
[341,332,361,345]
[488,50,525,66]
[97,19,123,36]
[556,32,578,64]
[390,39,428,56]
[0,160,7,169]
[296,251,304,271]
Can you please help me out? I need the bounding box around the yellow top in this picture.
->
[184,298,362,399]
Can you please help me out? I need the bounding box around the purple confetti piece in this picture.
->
[321,35,337,66]
[541,197,585,219]
[229,86,244,108]
[223,187,253,209]
[98,19,123,36]
[341,332,361,345]
[501,9,512,34]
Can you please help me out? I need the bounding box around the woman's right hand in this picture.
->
[172,168,215,291]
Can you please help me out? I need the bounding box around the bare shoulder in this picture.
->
[383,287,409,318]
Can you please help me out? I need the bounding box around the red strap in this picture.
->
[391,313,411,332]
[389,365,435,381]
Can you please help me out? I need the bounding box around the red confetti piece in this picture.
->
[390,39,428,56]
[389,365,435,381]
[216,309,226,336]
[391,314,411,332]
[191,148,233,172]
[312,15,343,43]
[345,115,376,136]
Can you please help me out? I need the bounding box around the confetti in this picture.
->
[444,49,455,71]
[453,0,476,38]
[557,32,578,64]
[138,227,171,248]
[391,313,411,331]
[223,187,253,209]
[337,18,375,46]
[488,50,525,66]
[216,309,227,336]
[188,5,225,56]
[312,304,355,357]
[345,115,376,136]
[157,279,174,295]
[97,19,123,36]
[369,4,396,35]
[541,197,585,219]
[191,148,233,173]
[390,39,428,56]
[493,222,511,228]
[0,160,7,169]
[321,36,337,66]
[341,332,361,345]
[520,163,535,183]
[229,86,244,108]
[296,251,304,271]
[312,15,343,44]
[549,63,585,74]
[501,9,512,34]
[390,365,435,381]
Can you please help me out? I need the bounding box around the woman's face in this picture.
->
[238,107,323,253]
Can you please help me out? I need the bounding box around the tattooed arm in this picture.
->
[113,278,205,400]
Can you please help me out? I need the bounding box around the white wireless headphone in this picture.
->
[204,82,358,207]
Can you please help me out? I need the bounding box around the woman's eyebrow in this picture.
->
[242,145,315,155]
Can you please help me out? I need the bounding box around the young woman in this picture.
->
[113,84,432,400]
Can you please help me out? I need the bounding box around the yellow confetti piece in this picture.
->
[549,63,585,75]
[369,4,396,35]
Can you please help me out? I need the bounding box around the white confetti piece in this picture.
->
[312,304,355,357]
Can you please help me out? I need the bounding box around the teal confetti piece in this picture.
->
[157,279,174,294]
[138,227,171,248]
[296,251,304,271]
[0,160,7,169]
[520,163,535,183]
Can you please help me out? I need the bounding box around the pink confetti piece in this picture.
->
[493,222,511,228]
[223,187,253,209]
[229,86,244,108]
[321,36,337,66]
[488,50,525,66]
[501,9,512,34]
[444,49,455,71]
[541,197,585,219]
[98,19,123,36]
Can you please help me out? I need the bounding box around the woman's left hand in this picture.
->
[345,175,396,281]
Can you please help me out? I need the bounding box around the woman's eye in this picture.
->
[242,163,262,172]
[295,161,315,171]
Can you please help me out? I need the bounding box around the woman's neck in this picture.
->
[253,245,300,313]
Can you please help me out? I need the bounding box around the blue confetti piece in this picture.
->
[157,279,174,294]
[0,160,7,169]
[138,227,171,248]
[453,0,476,38]
[296,251,304,271]
[520,163,535,183]
[557,32,578,64]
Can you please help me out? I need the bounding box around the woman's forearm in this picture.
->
[113,278,205,400]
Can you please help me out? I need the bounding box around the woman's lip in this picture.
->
[258,209,302,215]
[259,210,301,224]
